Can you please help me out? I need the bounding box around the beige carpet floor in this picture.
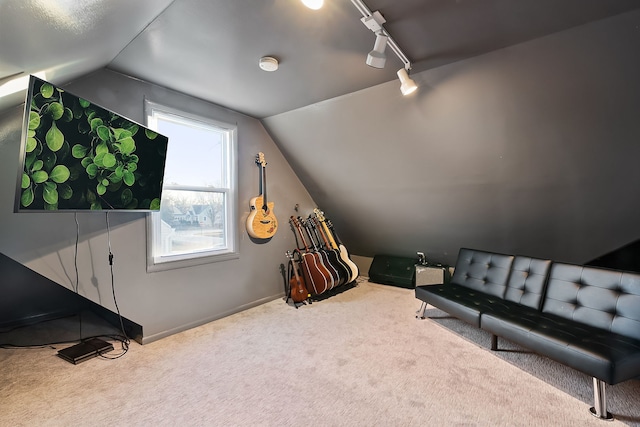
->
[1,279,639,426]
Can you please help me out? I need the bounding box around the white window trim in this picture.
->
[144,100,239,272]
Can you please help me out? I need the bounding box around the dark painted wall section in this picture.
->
[0,252,85,328]
[0,251,143,342]
[263,10,640,267]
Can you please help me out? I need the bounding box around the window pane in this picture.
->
[156,116,226,188]
[145,101,237,271]
[157,189,226,257]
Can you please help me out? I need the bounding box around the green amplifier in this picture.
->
[368,255,417,289]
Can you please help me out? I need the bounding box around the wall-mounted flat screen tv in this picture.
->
[15,76,168,212]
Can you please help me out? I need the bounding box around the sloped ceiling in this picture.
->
[0,0,174,111]
[2,0,639,118]
[3,0,640,266]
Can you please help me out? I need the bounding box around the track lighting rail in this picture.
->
[350,0,412,70]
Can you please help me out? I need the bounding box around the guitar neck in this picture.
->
[286,250,302,282]
[326,220,344,246]
[313,208,339,249]
[261,162,268,210]
[290,216,310,252]
[301,218,321,251]
[312,217,332,250]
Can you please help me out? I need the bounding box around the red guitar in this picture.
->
[286,250,309,303]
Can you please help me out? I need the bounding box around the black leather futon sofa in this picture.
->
[415,247,640,420]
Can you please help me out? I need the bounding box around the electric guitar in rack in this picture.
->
[246,152,277,239]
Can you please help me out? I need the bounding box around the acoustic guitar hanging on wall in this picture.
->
[246,152,278,239]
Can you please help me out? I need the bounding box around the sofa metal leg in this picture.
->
[490,334,498,351]
[589,378,613,421]
[415,302,427,319]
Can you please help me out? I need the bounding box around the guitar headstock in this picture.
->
[303,216,316,229]
[285,250,293,260]
[289,216,303,233]
[313,208,326,222]
[255,152,267,167]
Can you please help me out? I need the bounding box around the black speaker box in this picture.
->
[368,255,416,288]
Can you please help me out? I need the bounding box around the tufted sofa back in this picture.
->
[542,263,640,341]
[450,248,514,297]
[504,256,552,309]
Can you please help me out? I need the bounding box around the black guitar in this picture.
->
[311,214,350,287]
[325,218,359,282]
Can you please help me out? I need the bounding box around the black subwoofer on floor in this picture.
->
[368,255,416,288]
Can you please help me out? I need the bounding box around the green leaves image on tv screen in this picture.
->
[19,77,168,211]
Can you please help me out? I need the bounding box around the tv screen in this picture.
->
[15,76,168,212]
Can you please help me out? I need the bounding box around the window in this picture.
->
[145,101,238,271]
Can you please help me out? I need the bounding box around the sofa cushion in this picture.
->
[503,256,551,310]
[449,248,514,298]
[416,284,505,327]
[542,263,640,341]
[481,307,640,384]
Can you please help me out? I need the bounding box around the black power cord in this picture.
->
[74,212,82,341]
[101,211,130,359]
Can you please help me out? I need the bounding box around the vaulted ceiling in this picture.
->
[3,0,640,266]
[2,0,639,118]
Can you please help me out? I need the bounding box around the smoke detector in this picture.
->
[259,56,279,72]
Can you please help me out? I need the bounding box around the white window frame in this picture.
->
[144,100,238,272]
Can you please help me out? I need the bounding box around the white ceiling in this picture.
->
[1,0,640,118]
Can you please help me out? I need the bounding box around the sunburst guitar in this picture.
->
[246,152,278,239]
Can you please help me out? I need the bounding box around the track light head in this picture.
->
[366,32,388,69]
[397,68,418,96]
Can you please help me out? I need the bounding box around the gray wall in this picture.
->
[3,9,640,342]
[0,69,316,343]
[263,10,640,267]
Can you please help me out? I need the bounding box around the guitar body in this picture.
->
[323,248,349,287]
[246,195,277,239]
[286,250,310,303]
[300,252,330,295]
[316,249,339,290]
[334,249,352,284]
[288,264,309,303]
[337,244,359,283]
[289,273,308,303]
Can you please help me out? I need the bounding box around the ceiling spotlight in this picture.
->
[397,68,417,96]
[301,0,324,10]
[366,32,388,69]
[259,56,279,72]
